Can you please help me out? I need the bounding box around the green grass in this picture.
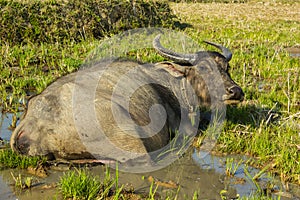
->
[10,172,34,190]
[0,40,98,112]
[59,169,104,200]
[59,167,140,200]
[0,149,46,169]
[170,1,300,185]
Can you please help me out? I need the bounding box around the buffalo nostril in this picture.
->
[228,86,244,100]
[229,86,239,94]
[15,130,30,155]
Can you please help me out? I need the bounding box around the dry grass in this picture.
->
[171,2,300,22]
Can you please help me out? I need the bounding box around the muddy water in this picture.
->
[1,112,300,199]
[1,152,242,200]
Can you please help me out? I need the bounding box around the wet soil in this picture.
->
[1,150,232,200]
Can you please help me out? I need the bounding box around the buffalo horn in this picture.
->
[203,41,232,61]
[153,35,197,65]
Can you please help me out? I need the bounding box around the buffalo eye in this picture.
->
[196,64,213,73]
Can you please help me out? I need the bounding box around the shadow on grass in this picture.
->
[225,104,281,128]
[174,21,193,30]
[197,103,282,132]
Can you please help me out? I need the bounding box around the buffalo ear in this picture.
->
[154,61,187,78]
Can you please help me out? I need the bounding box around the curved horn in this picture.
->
[153,35,197,65]
[204,41,232,61]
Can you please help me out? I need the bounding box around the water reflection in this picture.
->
[193,150,259,197]
[0,111,17,199]
[0,112,15,141]
[0,175,16,200]
[192,149,300,199]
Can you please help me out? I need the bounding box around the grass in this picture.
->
[225,157,243,177]
[0,149,47,169]
[170,1,300,185]
[10,172,34,190]
[0,40,95,112]
[59,169,104,200]
[0,0,299,199]
[59,167,141,200]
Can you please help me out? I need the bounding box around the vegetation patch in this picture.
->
[60,169,103,200]
[0,40,95,112]
[0,149,46,169]
[0,0,178,45]
[59,168,140,200]
[170,1,300,185]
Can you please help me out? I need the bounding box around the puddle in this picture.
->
[0,167,62,200]
[0,112,16,142]
[1,111,300,199]
[193,151,300,199]
[0,174,16,200]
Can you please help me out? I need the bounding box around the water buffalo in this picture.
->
[10,35,244,165]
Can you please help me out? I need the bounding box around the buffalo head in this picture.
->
[153,35,244,106]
